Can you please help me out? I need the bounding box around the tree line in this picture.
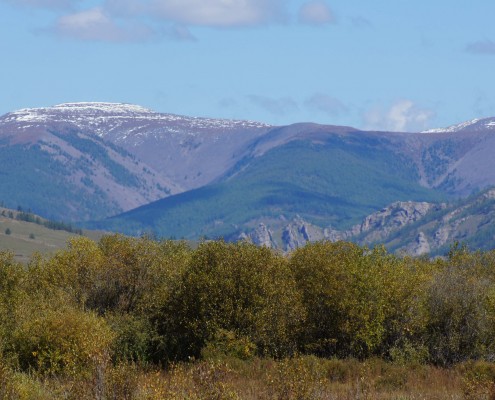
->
[0,206,83,235]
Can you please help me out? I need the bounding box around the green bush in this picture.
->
[157,241,305,361]
[107,313,151,364]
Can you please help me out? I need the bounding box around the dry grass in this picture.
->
[0,212,104,263]
[6,357,492,400]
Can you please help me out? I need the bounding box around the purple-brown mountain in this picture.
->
[0,102,269,220]
[2,102,495,252]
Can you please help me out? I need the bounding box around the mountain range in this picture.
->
[2,102,495,254]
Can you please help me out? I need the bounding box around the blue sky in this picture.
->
[1,0,495,131]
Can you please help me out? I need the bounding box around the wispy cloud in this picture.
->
[104,0,288,28]
[466,39,495,55]
[1,0,79,10]
[364,100,435,132]
[151,0,287,27]
[37,0,290,42]
[218,97,238,109]
[51,7,155,42]
[248,95,298,116]
[305,93,348,117]
[298,0,335,25]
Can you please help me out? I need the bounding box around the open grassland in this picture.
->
[0,208,103,262]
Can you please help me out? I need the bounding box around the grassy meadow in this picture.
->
[0,207,103,262]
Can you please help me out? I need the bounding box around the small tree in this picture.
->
[5,228,11,235]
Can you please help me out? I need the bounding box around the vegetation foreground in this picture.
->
[2,236,495,398]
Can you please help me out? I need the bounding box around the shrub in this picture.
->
[26,237,104,310]
[0,252,26,357]
[458,361,495,400]
[106,313,151,364]
[289,242,387,357]
[157,241,305,361]
[201,329,257,361]
[269,356,326,400]
[13,308,115,376]
[425,254,495,365]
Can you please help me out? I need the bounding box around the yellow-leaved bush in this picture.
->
[155,241,306,361]
[12,307,114,376]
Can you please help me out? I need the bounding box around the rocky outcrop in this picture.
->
[403,232,431,256]
[235,188,495,256]
[349,201,444,242]
[238,223,277,248]
[238,202,444,254]
[282,216,325,251]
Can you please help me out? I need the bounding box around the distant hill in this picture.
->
[4,102,495,254]
[0,103,184,220]
[88,129,446,240]
[0,102,273,221]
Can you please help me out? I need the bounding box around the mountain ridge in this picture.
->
[3,102,495,254]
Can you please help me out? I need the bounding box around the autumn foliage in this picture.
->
[2,236,495,397]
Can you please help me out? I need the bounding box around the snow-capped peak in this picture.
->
[2,102,154,122]
[0,102,272,146]
[1,102,270,131]
[52,102,155,114]
[422,117,495,133]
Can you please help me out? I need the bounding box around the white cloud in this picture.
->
[153,0,287,27]
[298,0,335,25]
[52,7,154,42]
[364,100,435,132]
[105,0,287,28]
[248,95,298,116]
[6,0,291,43]
[305,93,347,117]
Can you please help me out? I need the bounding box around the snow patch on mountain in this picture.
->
[422,117,495,133]
[1,102,271,136]
[422,118,481,133]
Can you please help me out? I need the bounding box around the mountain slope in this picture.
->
[4,102,495,241]
[89,130,446,239]
[0,106,180,220]
[248,188,495,255]
[4,102,272,191]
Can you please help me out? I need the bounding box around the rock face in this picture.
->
[405,232,431,256]
[282,216,325,251]
[235,192,495,256]
[237,201,443,254]
[238,223,277,248]
[347,201,445,243]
